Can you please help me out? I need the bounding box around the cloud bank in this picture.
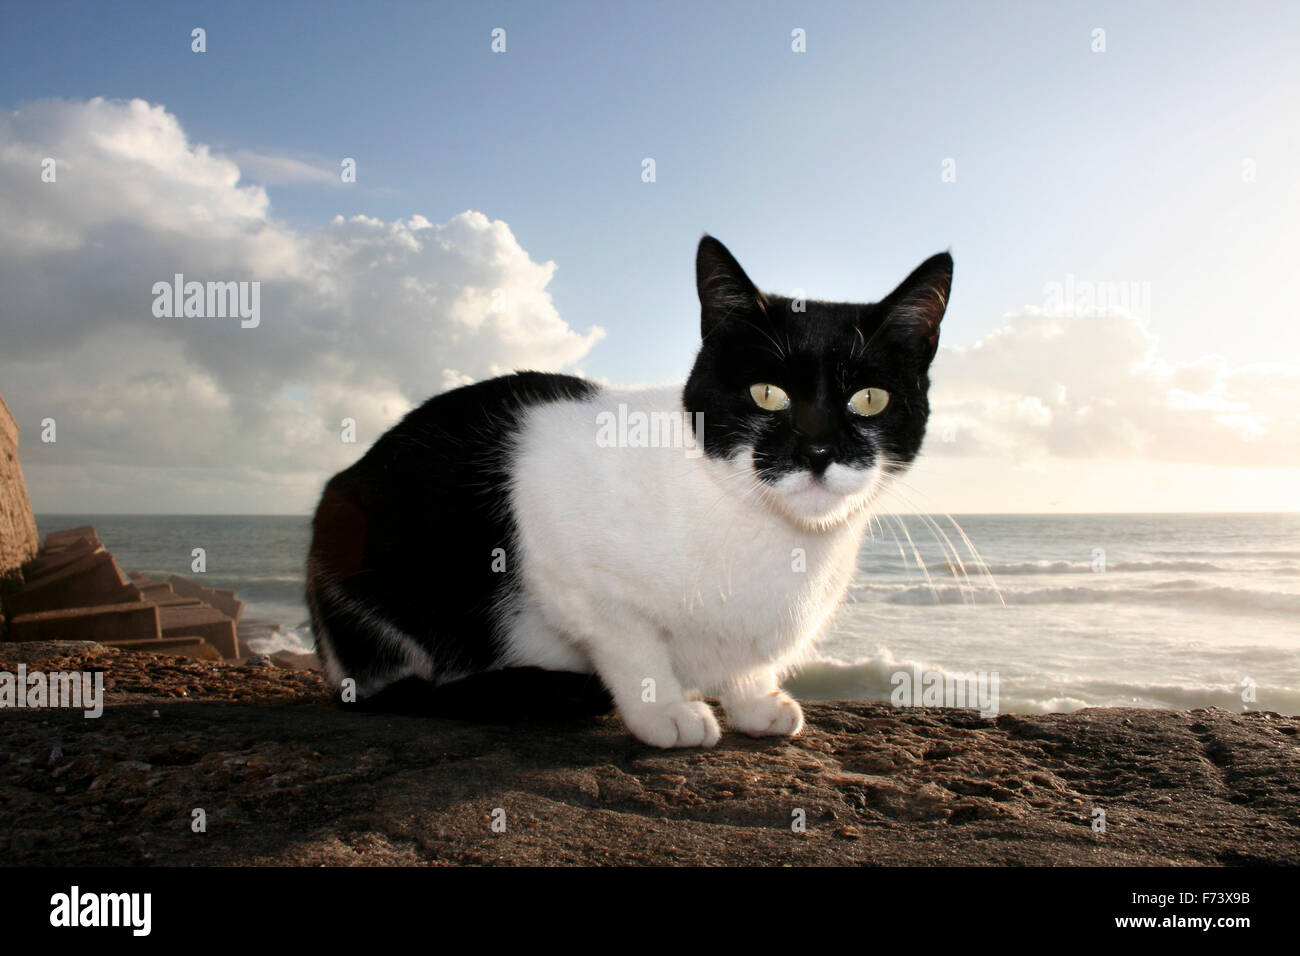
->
[926,309,1298,469]
[0,97,604,511]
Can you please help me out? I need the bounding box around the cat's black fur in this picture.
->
[307,371,614,718]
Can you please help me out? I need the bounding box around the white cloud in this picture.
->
[927,308,1299,468]
[227,149,341,187]
[0,97,604,512]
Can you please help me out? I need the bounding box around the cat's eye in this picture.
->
[749,383,791,411]
[847,387,890,417]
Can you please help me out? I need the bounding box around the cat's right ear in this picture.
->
[879,251,953,363]
[696,235,765,338]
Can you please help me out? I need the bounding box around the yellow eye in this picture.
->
[749,383,791,411]
[848,387,890,417]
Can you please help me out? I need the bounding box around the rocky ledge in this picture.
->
[1,642,1296,866]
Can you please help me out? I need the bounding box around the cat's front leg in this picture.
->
[721,670,805,738]
[586,635,721,749]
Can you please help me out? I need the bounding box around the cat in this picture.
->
[307,235,951,748]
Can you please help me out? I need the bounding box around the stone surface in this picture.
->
[0,640,115,662]
[0,393,38,586]
[0,646,1295,866]
[103,636,223,661]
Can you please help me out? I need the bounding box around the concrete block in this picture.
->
[159,605,238,659]
[167,575,244,622]
[150,596,204,607]
[101,584,145,605]
[5,550,138,616]
[43,526,100,551]
[23,544,105,582]
[7,603,160,643]
[42,536,98,556]
[209,588,244,624]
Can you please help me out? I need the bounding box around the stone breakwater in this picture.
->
[1,524,317,669]
[0,641,1296,866]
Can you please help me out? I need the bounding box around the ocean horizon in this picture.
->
[34,511,1300,717]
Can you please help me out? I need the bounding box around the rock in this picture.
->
[103,636,223,661]
[0,649,1296,865]
[88,760,154,791]
[269,649,321,671]
[0,640,115,662]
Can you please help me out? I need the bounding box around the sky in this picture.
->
[0,0,1297,514]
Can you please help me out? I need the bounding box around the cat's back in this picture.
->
[306,371,601,690]
[313,369,600,566]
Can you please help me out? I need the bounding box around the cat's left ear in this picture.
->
[880,251,953,363]
[696,235,766,338]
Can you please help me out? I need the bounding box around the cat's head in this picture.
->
[683,235,951,530]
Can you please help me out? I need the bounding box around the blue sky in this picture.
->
[5,0,1297,384]
[1,1,1297,512]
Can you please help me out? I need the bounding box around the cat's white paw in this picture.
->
[621,700,722,749]
[726,691,805,738]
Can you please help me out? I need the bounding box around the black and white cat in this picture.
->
[307,236,951,748]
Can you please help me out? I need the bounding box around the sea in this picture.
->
[34,512,1300,717]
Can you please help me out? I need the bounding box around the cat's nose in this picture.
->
[796,443,835,475]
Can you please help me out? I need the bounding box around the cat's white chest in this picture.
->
[663,503,864,686]
[505,387,868,691]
